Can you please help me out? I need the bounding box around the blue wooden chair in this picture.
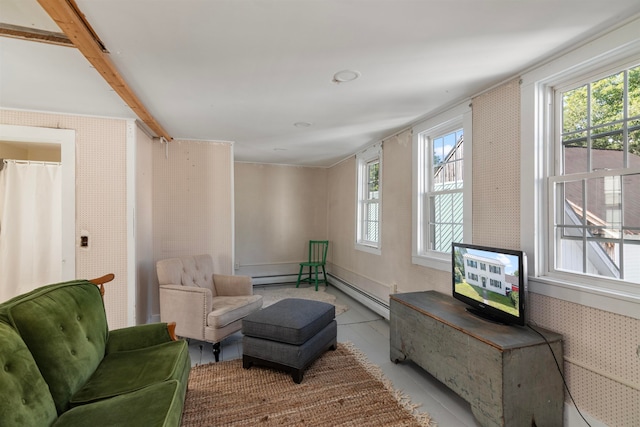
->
[296,240,329,291]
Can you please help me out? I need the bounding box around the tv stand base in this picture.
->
[390,291,563,427]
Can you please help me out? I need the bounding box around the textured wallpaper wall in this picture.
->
[234,162,328,279]
[471,78,521,249]
[0,109,129,329]
[531,293,640,426]
[152,140,233,267]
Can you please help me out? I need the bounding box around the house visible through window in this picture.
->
[429,128,464,253]
[550,63,640,285]
[356,142,382,253]
[412,104,472,271]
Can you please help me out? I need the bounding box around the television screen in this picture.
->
[452,243,527,326]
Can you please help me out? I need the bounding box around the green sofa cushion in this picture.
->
[0,322,58,427]
[54,380,184,427]
[106,322,178,353]
[70,339,189,406]
[0,281,109,414]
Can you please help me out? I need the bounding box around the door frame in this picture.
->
[0,124,76,280]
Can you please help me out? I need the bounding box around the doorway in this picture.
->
[0,124,75,300]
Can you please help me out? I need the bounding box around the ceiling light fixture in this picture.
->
[332,69,361,84]
[294,121,313,128]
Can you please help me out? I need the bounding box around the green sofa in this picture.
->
[0,279,191,427]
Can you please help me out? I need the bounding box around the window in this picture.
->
[412,103,472,270]
[549,63,640,286]
[356,142,382,254]
[521,19,640,317]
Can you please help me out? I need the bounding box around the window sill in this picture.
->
[529,276,640,320]
[412,254,451,272]
[355,243,381,256]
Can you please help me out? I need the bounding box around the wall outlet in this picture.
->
[391,283,398,294]
[234,262,240,270]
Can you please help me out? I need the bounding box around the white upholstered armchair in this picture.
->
[156,254,263,361]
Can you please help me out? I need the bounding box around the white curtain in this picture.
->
[0,160,62,302]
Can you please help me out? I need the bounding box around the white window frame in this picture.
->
[521,17,640,319]
[412,102,472,271]
[356,142,382,255]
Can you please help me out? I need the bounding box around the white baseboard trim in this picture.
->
[564,402,605,427]
[327,273,389,319]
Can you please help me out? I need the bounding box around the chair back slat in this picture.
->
[308,240,329,263]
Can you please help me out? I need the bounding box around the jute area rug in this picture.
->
[253,286,349,315]
[181,342,434,427]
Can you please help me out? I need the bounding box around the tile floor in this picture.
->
[186,283,481,427]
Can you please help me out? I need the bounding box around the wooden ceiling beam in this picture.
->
[0,23,74,47]
[37,0,172,141]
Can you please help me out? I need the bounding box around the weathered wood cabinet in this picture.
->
[390,291,564,427]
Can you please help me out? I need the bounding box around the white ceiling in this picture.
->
[2,0,640,167]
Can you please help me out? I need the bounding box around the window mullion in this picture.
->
[587,83,592,172]
[581,178,588,274]
[624,70,629,168]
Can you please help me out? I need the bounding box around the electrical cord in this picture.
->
[527,322,592,427]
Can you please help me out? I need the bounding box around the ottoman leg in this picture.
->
[292,369,304,384]
[243,355,254,369]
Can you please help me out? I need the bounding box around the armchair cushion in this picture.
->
[209,295,263,328]
[157,254,217,296]
[212,274,252,296]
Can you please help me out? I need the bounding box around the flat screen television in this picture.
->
[452,242,527,326]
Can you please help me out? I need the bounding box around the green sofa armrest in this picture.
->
[106,322,178,354]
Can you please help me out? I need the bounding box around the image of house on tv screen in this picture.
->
[453,248,520,315]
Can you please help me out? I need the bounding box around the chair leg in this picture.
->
[296,265,304,288]
[213,342,221,362]
[322,265,327,287]
[314,266,319,291]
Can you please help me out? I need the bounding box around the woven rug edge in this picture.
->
[339,341,436,427]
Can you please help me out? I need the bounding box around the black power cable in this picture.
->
[527,322,593,427]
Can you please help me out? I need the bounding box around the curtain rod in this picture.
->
[1,158,62,171]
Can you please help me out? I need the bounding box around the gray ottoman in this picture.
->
[242,298,337,383]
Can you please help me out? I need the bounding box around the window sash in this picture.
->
[421,129,464,255]
[550,63,640,286]
[360,200,379,244]
[356,144,382,250]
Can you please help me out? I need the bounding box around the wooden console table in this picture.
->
[390,291,563,427]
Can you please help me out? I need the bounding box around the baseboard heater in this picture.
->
[250,272,390,320]
[251,274,300,286]
[327,273,390,320]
